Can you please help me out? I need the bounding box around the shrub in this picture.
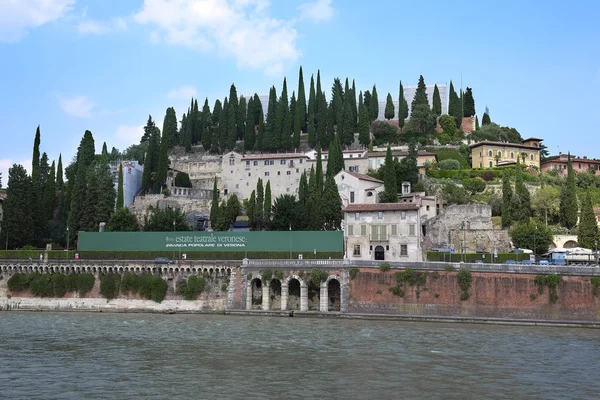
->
[534,274,562,303]
[29,274,54,297]
[379,263,391,272]
[247,273,253,280]
[438,159,461,170]
[396,269,427,287]
[221,283,228,293]
[261,268,273,283]
[77,274,96,295]
[273,270,284,281]
[7,273,31,292]
[310,268,329,286]
[121,273,139,294]
[349,268,360,280]
[388,285,404,297]
[100,273,121,300]
[180,276,207,300]
[457,268,472,301]
[376,290,382,295]
[592,277,600,297]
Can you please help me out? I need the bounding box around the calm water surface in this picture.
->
[0,312,599,399]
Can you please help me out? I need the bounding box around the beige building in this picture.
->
[398,185,440,225]
[343,203,423,262]
[470,138,542,169]
[366,150,437,178]
[541,153,600,175]
[334,170,383,207]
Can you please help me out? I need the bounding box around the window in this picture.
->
[361,225,366,235]
[224,189,228,195]
[400,245,408,256]
[391,225,397,236]
[265,172,270,176]
[378,211,383,219]
[246,182,249,186]
[377,160,381,166]
[409,224,416,236]
[350,154,353,158]
[401,211,406,220]
[248,172,251,177]
[510,152,514,159]
[349,166,359,172]
[287,171,291,175]
[350,191,355,203]
[489,161,493,168]
[286,188,290,192]
[270,160,275,165]
[253,161,258,166]
[353,245,361,256]
[246,161,250,166]
[324,155,328,159]
[235,184,239,189]
[479,162,482,168]
[426,205,430,211]
[264,160,269,165]
[380,225,387,237]
[348,225,354,236]
[579,163,582,169]
[488,150,493,157]
[355,212,360,220]
[280,159,286,165]
[229,158,235,165]
[498,151,502,157]
[299,159,303,164]
[531,154,534,161]
[277,171,281,176]
[479,151,482,157]
[296,169,299,173]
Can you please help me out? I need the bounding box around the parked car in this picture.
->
[505,260,516,265]
[154,257,174,264]
[521,260,532,265]
[538,260,549,265]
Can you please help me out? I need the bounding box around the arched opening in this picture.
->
[307,280,320,311]
[250,278,263,309]
[328,279,341,311]
[287,279,301,310]
[374,245,385,261]
[269,279,282,310]
[564,240,579,249]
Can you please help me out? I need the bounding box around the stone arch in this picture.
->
[268,279,282,310]
[325,276,342,312]
[282,275,307,311]
[564,240,578,249]
[248,277,263,310]
[227,268,231,276]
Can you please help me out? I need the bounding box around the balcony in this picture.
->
[369,234,389,242]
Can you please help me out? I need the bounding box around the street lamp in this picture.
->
[533,226,537,263]
[595,240,598,265]
[289,224,292,260]
[172,220,176,261]
[66,227,70,255]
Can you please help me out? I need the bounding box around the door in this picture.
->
[374,245,385,261]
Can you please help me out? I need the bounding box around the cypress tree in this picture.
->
[350,79,358,130]
[255,121,266,151]
[321,174,342,231]
[210,178,219,230]
[513,160,531,222]
[1,164,34,248]
[559,153,578,229]
[307,167,323,230]
[325,100,335,148]
[448,81,462,129]
[384,92,395,120]
[398,81,408,129]
[266,86,277,151]
[317,92,327,148]
[191,99,199,145]
[253,93,264,125]
[142,120,160,194]
[307,109,316,149]
[94,164,116,228]
[297,66,307,132]
[42,160,56,221]
[332,78,344,130]
[482,112,491,126]
[155,108,175,193]
[264,180,272,229]
[116,164,124,209]
[358,90,363,112]
[212,99,222,127]
[308,74,316,135]
[39,152,49,192]
[56,154,64,188]
[401,143,420,186]
[245,97,256,151]
[327,133,344,177]
[577,190,599,249]
[316,146,324,195]
[227,84,238,150]
[276,77,291,150]
[432,84,442,116]
[316,70,322,118]
[370,85,379,122]
[463,87,475,117]
[30,126,43,243]
[475,115,480,130]
[358,104,370,147]
[201,99,212,151]
[291,91,301,149]
[341,100,354,146]
[363,90,372,119]
[256,178,264,231]
[501,169,513,228]
[219,97,229,152]
[381,147,397,203]
[247,190,256,231]
[102,142,108,158]
[163,107,178,149]
[411,75,429,113]
[69,130,95,239]
[237,96,247,142]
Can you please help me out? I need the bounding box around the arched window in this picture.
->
[530,154,534,160]
[489,161,493,168]
[488,150,493,157]
[497,151,502,157]
[510,152,514,159]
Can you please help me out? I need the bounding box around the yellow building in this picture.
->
[469,138,542,169]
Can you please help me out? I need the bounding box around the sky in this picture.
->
[1,0,599,186]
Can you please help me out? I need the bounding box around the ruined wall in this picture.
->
[348,269,600,321]
[423,204,511,252]
[130,194,212,223]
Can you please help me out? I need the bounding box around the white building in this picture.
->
[343,203,423,262]
[335,170,383,207]
[111,160,143,207]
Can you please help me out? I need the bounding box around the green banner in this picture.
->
[78,231,343,252]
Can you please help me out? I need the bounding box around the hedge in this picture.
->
[0,250,343,260]
[426,251,530,263]
[426,168,540,183]
[7,273,95,297]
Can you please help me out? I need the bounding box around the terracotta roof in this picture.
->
[343,203,419,212]
[469,141,540,151]
[367,150,436,158]
[344,171,383,183]
[242,153,308,160]
[541,156,600,165]
[522,137,544,142]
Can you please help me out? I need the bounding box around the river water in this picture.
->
[0,312,599,400]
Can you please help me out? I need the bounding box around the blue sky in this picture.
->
[1,0,599,184]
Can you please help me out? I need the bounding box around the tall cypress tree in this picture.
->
[162,107,178,149]
[155,107,176,193]
[475,115,480,130]
[56,154,64,188]
[381,147,397,203]
[264,180,272,230]
[94,164,116,228]
[321,174,342,230]
[501,169,513,228]
[244,97,256,151]
[577,190,599,249]
[276,77,291,150]
[398,81,408,129]
[297,66,307,132]
[463,87,475,117]
[116,164,124,209]
[432,84,442,116]
[308,74,316,137]
[210,178,219,230]
[325,100,335,148]
[141,119,160,194]
[256,178,264,231]
[384,92,395,120]
[255,121,266,151]
[69,130,95,239]
[448,81,462,129]
[316,70,322,119]
[1,164,34,248]
[227,84,239,150]
[350,79,358,130]
[307,166,322,230]
[317,92,327,148]
[201,99,212,151]
[513,160,531,222]
[316,146,324,195]
[247,190,256,230]
[370,85,379,122]
[42,160,56,221]
[327,133,344,177]
[482,111,491,126]
[363,90,371,119]
[237,96,247,142]
[341,100,354,146]
[411,75,429,113]
[358,104,370,148]
[30,126,43,243]
[560,153,578,229]
[102,142,108,157]
[266,86,277,151]
[291,91,301,149]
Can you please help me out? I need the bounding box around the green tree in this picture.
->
[69,130,95,240]
[30,126,44,244]
[437,114,457,144]
[398,81,408,129]
[398,143,420,186]
[155,107,175,193]
[463,87,475,117]
[201,99,212,151]
[327,133,344,177]
[341,99,354,146]
[122,142,148,165]
[315,147,324,195]
[255,178,264,231]
[363,90,372,119]
[270,194,299,231]
[441,181,468,205]
[513,160,531,222]
[448,81,462,129]
[462,177,486,197]
[321,174,342,230]
[380,147,397,203]
[174,172,192,188]
[116,164,124,209]
[509,222,553,255]
[501,170,513,228]
[370,85,379,122]
[215,200,230,231]
[532,185,560,225]
[227,84,239,150]
[237,96,246,143]
[482,111,491,126]
[411,75,429,113]
[407,104,437,136]
[143,206,189,231]
[141,117,161,193]
[432,84,442,116]
[244,96,256,151]
[0,164,34,248]
[42,160,56,221]
[559,153,578,229]
[264,180,272,229]
[291,91,301,148]
[358,104,370,147]
[384,92,395,120]
[297,66,307,132]
[577,190,599,249]
[210,178,219,229]
[247,190,256,231]
[371,121,398,146]
[56,154,64,188]
[350,79,358,131]
[107,207,138,232]
[475,115,480,130]
[307,74,316,148]
[226,194,241,228]
[307,167,322,230]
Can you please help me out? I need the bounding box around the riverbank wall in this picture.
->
[1,260,600,324]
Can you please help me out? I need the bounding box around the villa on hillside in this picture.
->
[469,138,542,169]
[541,153,600,175]
[366,150,437,178]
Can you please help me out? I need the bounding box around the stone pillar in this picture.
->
[262,283,270,311]
[340,274,348,313]
[281,282,288,311]
[245,282,252,310]
[300,285,308,312]
[320,282,328,312]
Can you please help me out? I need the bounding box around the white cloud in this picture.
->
[57,95,95,118]
[168,85,198,100]
[114,125,145,149]
[298,0,334,23]
[0,0,75,43]
[0,159,31,188]
[78,17,127,35]
[133,0,301,76]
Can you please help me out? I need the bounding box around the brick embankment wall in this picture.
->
[348,269,600,321]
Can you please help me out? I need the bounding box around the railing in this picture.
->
[369,234,389,242]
